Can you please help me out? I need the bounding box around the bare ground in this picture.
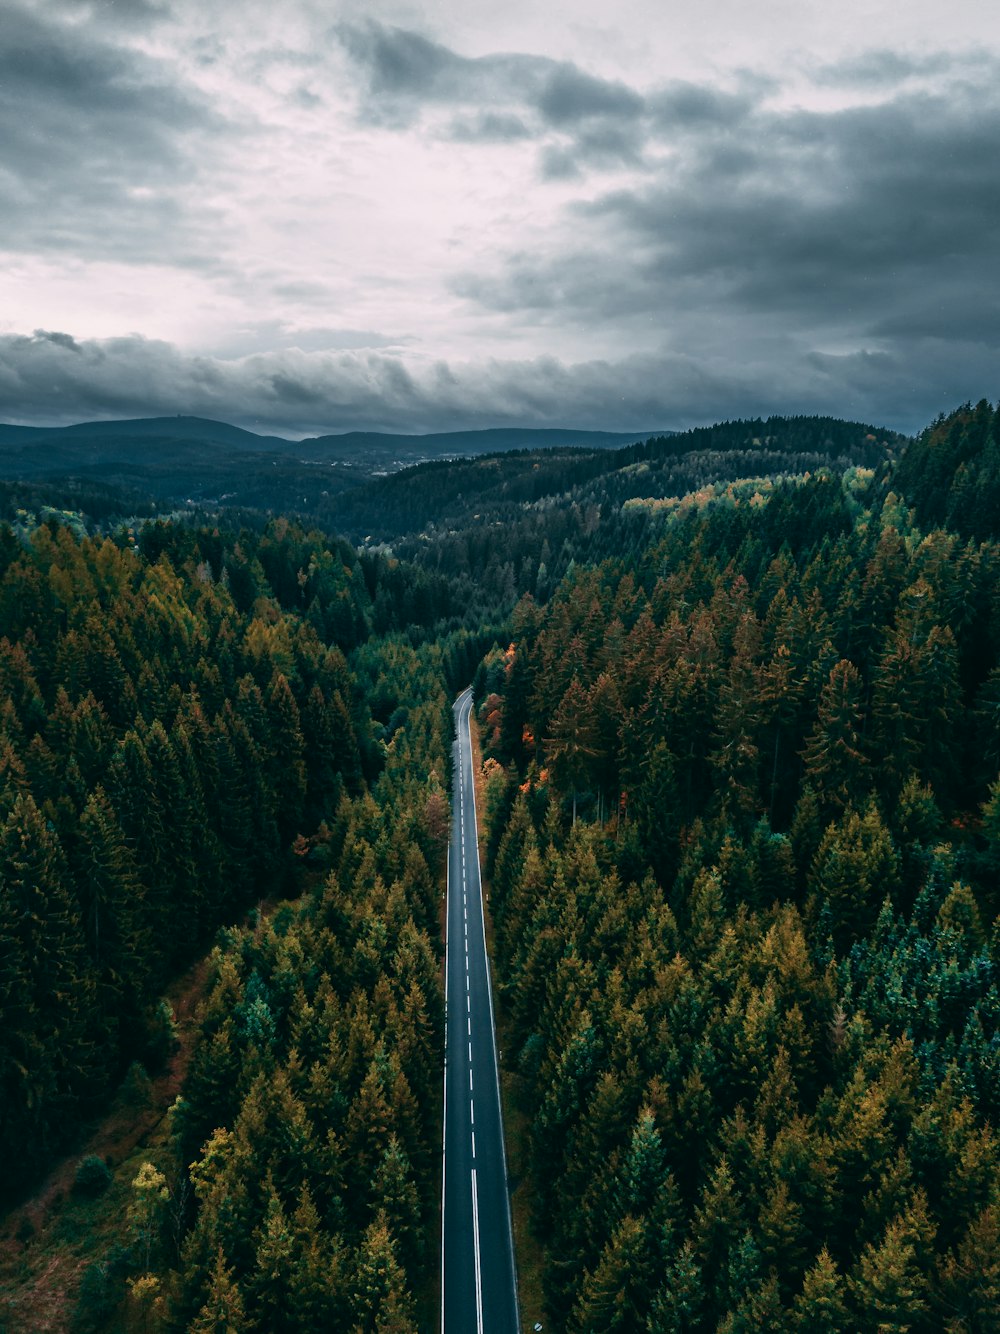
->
[0,954,213,1334]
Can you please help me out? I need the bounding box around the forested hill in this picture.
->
[0,517,490,1329]
[316,414,901,543]
[297,424,668,466]
[471,406,1000,1330]
[0,416,663,517]
[2,395,998,1332]
[895,397,1000,542]
[0,413,898,536]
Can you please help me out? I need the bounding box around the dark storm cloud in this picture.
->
[539,122,646,177]
[336,22,787,186]
[0,330,730,432]
[649,81,758,129]
[0,4,224,263]
[336,20,545,123]
[337,18,651,160]
[535,65,644,125]
[457,63,1000,353]
[0,329,990,437]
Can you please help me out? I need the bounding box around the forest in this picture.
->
[1,396,999,1331]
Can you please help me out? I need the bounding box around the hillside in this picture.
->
[0,416,663,503]
[4,398,1000,1334]
[328,414,902,543]
[0,412,897,542]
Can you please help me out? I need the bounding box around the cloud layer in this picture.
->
[1,3,997,435]
[2,329,993,437]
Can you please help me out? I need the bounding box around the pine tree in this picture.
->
[809,801,900,946]
[0,792,100,1188]
[569,1214,657,1332]
[851,1212,930,1333]
[247,1183,295,1333]
[76,786,150,1009]
[369,1134,424,1277]
[802,659,869,813]
[287,1184,347,1331]
[546,676,599,824]
[350,1215,418,1333]
[189,1247,249,1333]
[265,671,307,843]
[936,1206,1000,1333]
[790,1248,848,1333]
[647,1239,705,1332]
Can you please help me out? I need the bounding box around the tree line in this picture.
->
[0,522,370,1201]
[476,432,1000,1330]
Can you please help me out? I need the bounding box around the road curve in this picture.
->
[441,688,520,1334]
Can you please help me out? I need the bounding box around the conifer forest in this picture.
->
[3,400,1000,1332]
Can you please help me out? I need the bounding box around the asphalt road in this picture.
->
[441,688,520,1334]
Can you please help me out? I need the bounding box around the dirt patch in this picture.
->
[0,952,214,1334]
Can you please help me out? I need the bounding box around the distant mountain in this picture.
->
[297,426,671,467]
[0,416,666,462]
[0,415,294,454]
[0,414,670,520]
[0,412,902,539]
[318,415,903,542]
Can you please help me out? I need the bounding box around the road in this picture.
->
[441,688,520,1334]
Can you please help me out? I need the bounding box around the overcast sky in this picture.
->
[1,0,997,436]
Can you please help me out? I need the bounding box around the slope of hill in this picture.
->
[326,415,904,544]
[0,416,294,453]
[894,397,1000,542]
[0,417,667,518]
[298,425,669,469]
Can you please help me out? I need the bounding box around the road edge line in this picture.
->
[464,688,523,1332]
[440,712,454,1334]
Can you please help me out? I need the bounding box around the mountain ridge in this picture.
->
[0,415,670,460]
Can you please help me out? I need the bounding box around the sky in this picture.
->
[0,0,997,437]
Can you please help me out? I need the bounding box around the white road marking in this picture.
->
[440,795,450,1334]
[444,689,520,1333]
[471,1168,484,1334]
[462,692,522,1329]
